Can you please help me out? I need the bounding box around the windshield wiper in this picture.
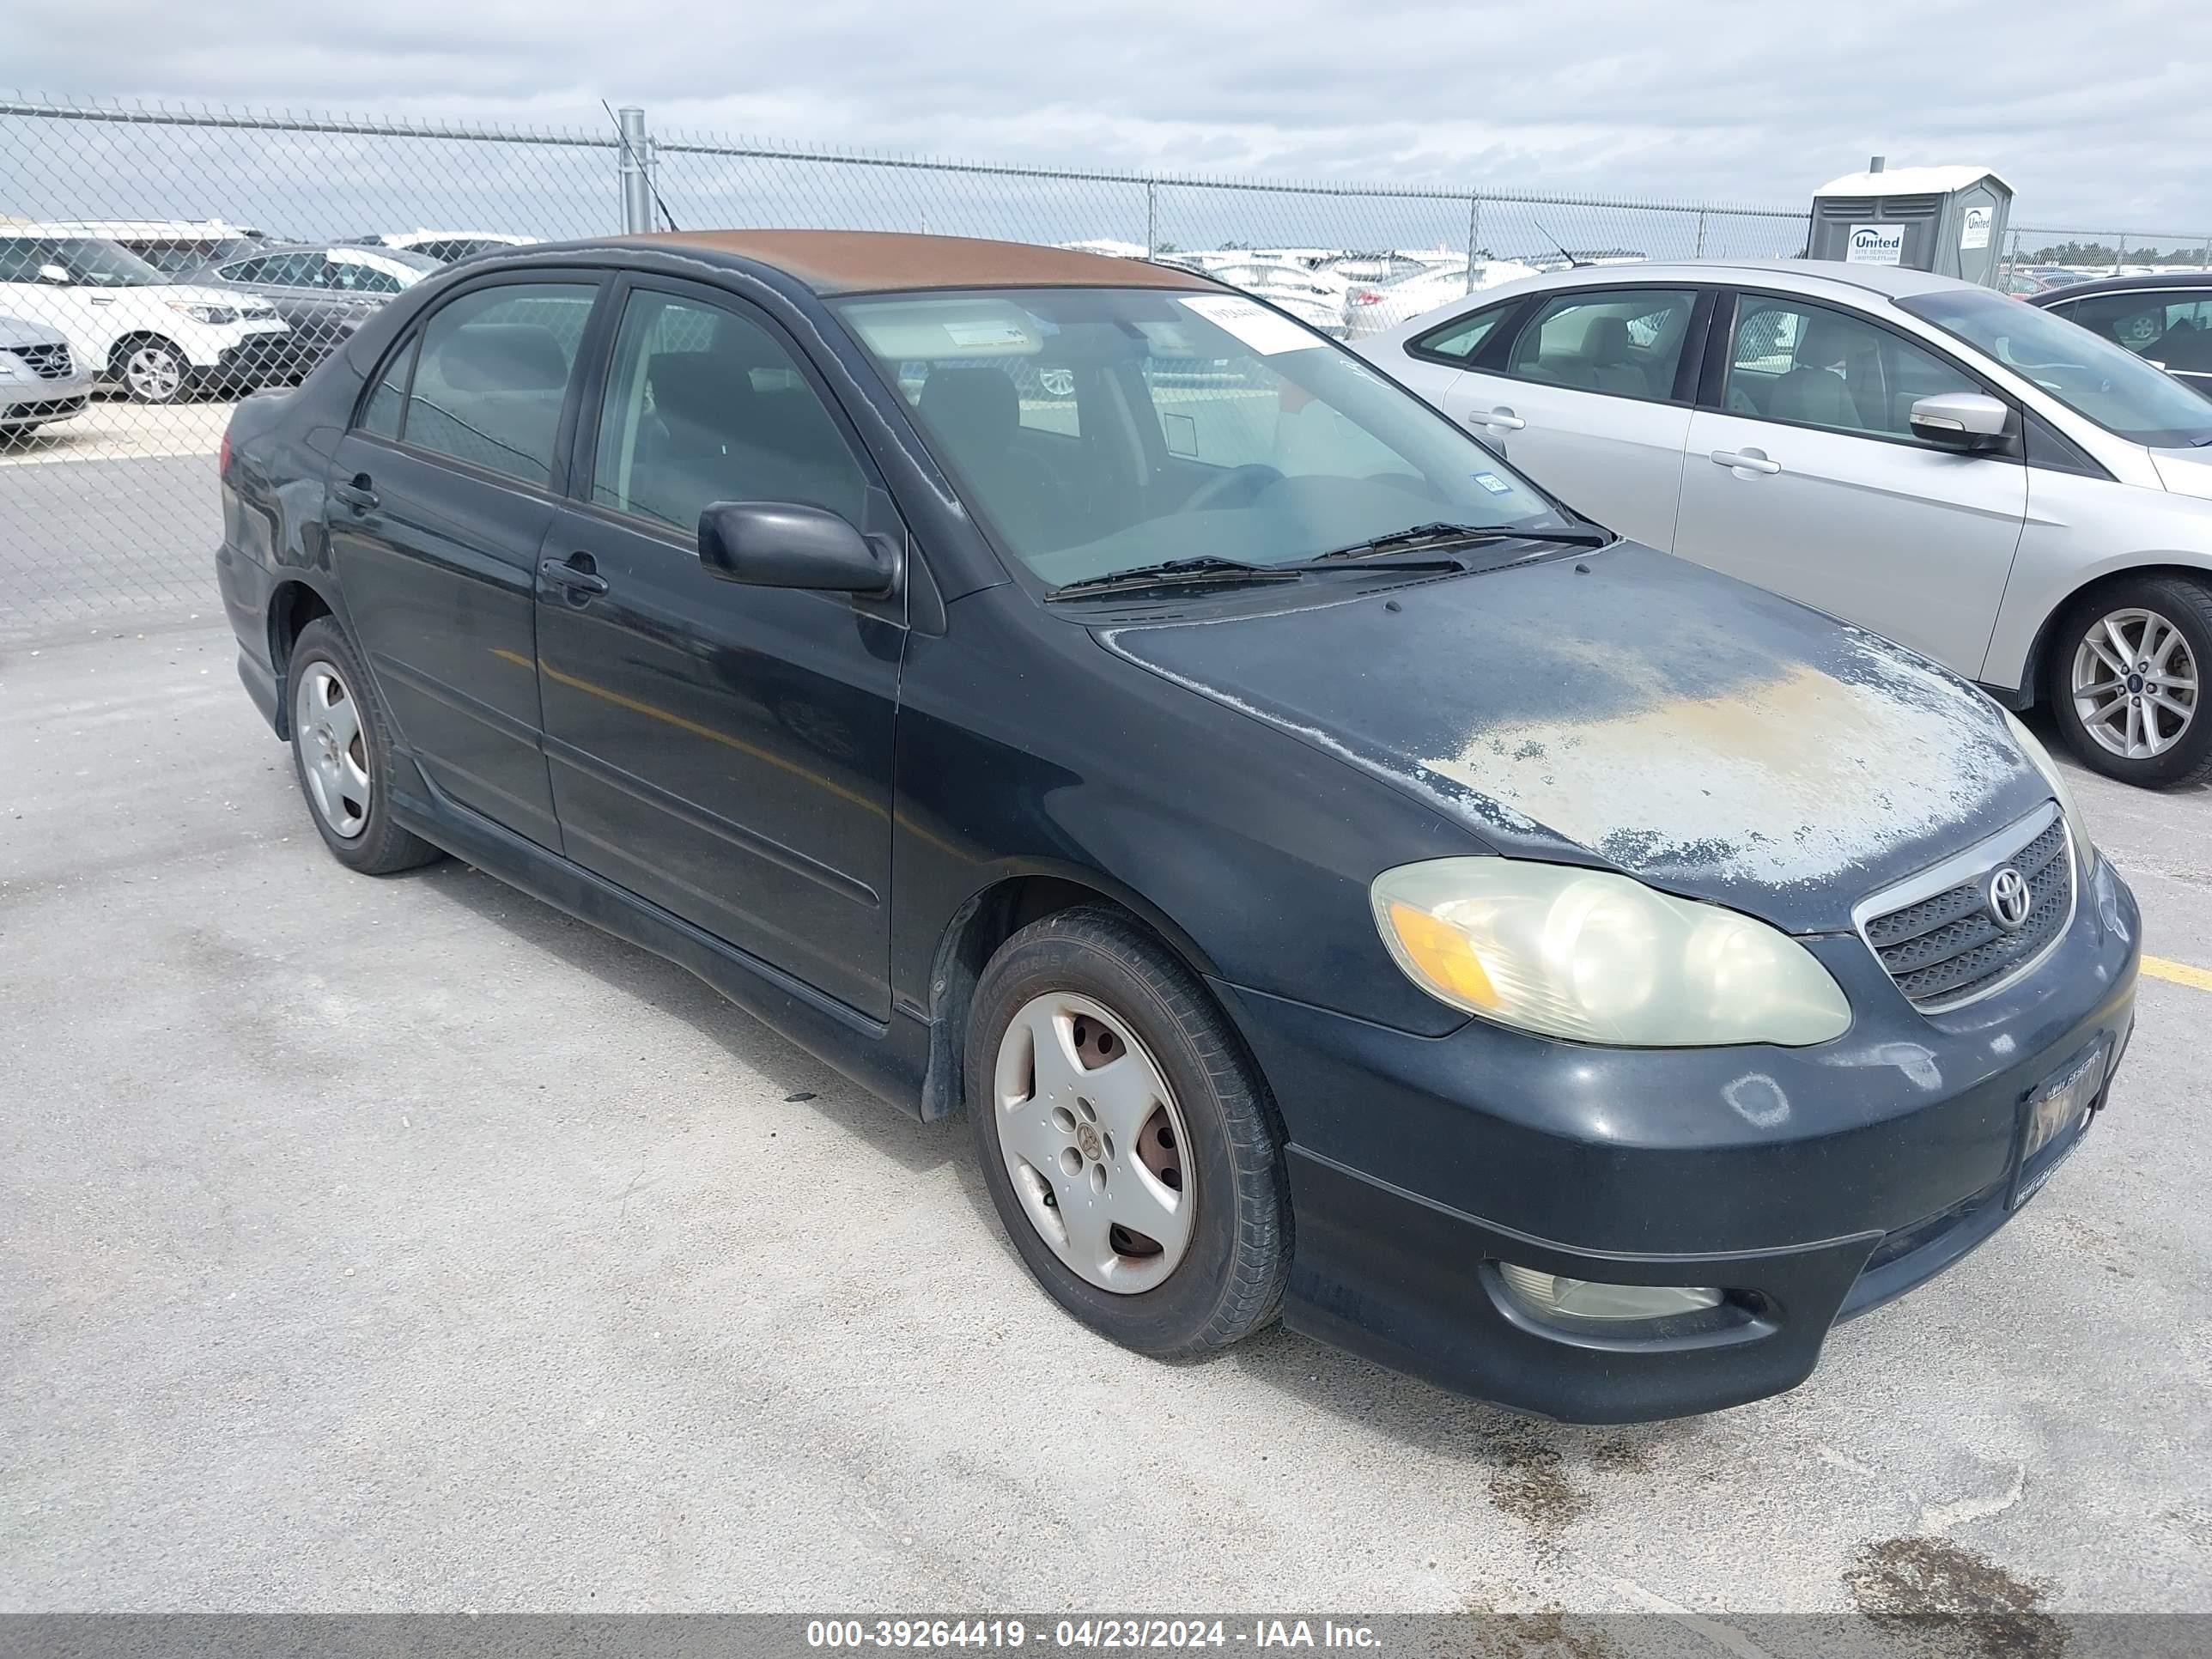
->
[1314,521,1614,561]
[1045,552,1469,602]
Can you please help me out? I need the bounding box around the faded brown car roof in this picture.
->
[617,229,1215,295]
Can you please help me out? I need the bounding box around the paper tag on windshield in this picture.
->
[944,320,1031,349]
[1178,294,1321,355]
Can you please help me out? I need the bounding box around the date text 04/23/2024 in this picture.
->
[805,1620,1382,1650]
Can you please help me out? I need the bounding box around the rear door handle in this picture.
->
[1711,449,1781,475]
[540,553,610,597]
[331,474,379,510]
[1476,408,1526,430]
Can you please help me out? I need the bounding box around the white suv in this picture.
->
[0,234,292,403]
[1357,260,2212,787]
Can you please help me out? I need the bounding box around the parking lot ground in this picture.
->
[3,620,2210,1629]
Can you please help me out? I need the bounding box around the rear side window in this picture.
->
[401,283,597,487]
[1411,303,1512,363]
[1505,289,1699,401]
[358,334,416,439]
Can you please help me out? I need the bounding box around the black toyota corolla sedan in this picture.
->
[215,231,2141,1421]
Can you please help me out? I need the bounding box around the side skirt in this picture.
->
[388,763,935,1119]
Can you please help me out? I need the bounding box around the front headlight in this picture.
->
[165,300,240,325]
[1371,859,1851,1046]
[2002,709,2094,860]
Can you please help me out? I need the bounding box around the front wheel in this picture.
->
[2047,576,2212,788]
[115,338,191,404]
[966,908,1289,1359]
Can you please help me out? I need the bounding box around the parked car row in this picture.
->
[1353,258,2212,786]
[0,222,538,409]
[216,229,2141,1423]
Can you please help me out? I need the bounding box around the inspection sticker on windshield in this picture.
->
[944,320,1032,349]
[1178,294,1320,355]
[1474,471,1513,495]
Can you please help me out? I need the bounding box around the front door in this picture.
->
[533,279,902,1020]
[325,275,605,848]
[1450,285,1705,548]
[1671,290,2028,672]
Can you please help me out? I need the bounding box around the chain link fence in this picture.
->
[2,94,2203,641]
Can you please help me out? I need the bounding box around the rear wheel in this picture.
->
[966,908,1289,1358]
[2047,576,2212,788]
[286,617,443,874]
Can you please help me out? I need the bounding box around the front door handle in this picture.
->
[540,553,610,598]
[1476,408,1526,430]
[1711,449,1782,475]
[331,474,379,511]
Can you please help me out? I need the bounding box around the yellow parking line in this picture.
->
[2142,955,2212,992]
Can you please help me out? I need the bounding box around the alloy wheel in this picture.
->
[124,344,184,403]
[991,990,1194,1294]
[2070,607,2199,761]
[294,660,372,838]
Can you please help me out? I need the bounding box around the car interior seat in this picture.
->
[1769,313,1867,430]
[915,366,1061,544]
[1578,314,1651,397]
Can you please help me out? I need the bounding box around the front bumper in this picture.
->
[1218,854,2141,1422]
[0,379,92,423]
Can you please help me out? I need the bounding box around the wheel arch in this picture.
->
[2019,561,2212,708]
[917,865,1224,1122]
[103,330,184,376]
[264,578,339,738]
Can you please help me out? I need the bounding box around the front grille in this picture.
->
[1860,811,2074,1011]
[14,342,73,380]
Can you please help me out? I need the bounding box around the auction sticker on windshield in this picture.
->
[1180,294,1322,355]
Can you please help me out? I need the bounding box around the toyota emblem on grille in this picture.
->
[1986,866,2032,931]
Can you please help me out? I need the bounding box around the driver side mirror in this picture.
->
[36,263,71,286]
[1909,392,2009,452]
[697,501,899,595]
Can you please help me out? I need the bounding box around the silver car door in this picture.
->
[1452,286,1704,549]
[1671,289,2027,673]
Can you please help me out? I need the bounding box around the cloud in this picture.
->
[10,0,2209,240]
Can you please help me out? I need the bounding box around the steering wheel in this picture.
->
[1183,463,1284,514]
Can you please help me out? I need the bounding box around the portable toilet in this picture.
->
[1807,163,2013,287]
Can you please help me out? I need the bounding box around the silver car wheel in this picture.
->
[294,660,372,839]
[991,990,1194,1295]
[2071,606,2198,761]
[123,343,185,403]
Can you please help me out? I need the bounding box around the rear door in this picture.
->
[532,276,903,1019]
[1671,288,2027,672]
[1448,284,1708,546]
[325,272,605,850]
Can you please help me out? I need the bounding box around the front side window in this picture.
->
[1900,287,2212,448]
[401,283,597,486]
[1506,288,1698,401]
[836,287,1567,589]
[1411,303,1511,363]
[1723,295,1979,441]
[590,289,866,533]
[0,240,53,283]
[33,239,165,288]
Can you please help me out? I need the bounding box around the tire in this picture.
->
[965,907,1289,1358]
[2045,574,2212,789]
[112,337,191,404]
[285,617,443,874]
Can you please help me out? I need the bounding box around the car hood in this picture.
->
[0,314,67,349]
[1095,544,2050,933]
[2150,446,2212,501]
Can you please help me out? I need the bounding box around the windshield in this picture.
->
[836,286,1571,588]
[45,239,167,288]
[1899,288,2212,448]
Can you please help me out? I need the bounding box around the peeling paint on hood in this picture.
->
[1097,544,2051,933]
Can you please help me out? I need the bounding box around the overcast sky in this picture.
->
[13,0,2210,235]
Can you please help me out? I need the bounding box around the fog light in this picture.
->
[1497,1261,1723,1322]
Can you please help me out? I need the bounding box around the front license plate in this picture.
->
[2011,1043,2106,1209]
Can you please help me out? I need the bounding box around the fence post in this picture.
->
[2201,236,2209,272]
[1465,195,1481,294]
[2113,234,2124,276]
[617,105,653,233]
[1694,209,1707,258]
[1146,180,1158,258]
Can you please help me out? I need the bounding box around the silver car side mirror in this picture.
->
[1909,392,2008,452]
